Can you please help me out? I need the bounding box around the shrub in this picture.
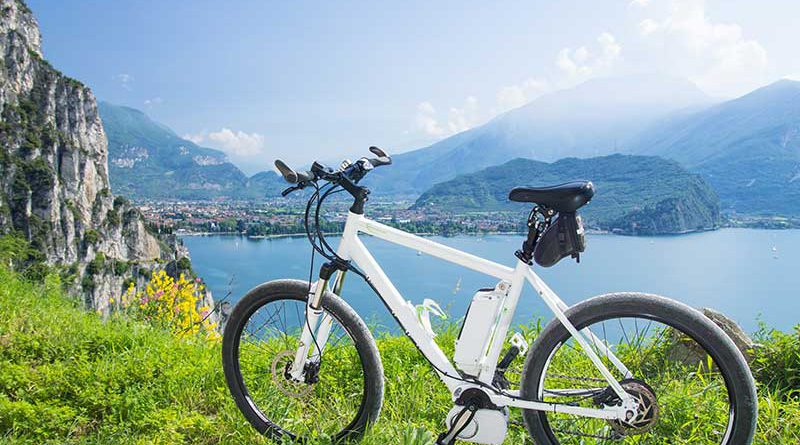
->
[113,195,129,209]
[105,208,120,227]
[85,253,105,276]
[83,229,100,246]
[122,270,217,339]
[112,259,129,276]
[176,256,192,272]
[0,234,48,280]
[753,325,800,395]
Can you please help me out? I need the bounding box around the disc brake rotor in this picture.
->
[608,379,660,436]
[271,350,314,398]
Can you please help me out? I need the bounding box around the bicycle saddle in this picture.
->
[508,181,595,213]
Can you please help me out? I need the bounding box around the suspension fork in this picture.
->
[309,270,345,361]
[289,264,346,380]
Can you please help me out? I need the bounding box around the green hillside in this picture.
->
[414,155,720,235]
[100,103,284,200]
[0,253,799,443]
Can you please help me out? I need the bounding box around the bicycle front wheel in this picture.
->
[521,292,757,445]
[222,279,384,442]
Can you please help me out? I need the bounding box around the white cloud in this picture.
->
[495,78,551,112]
[183,132,205,144]
[414,101,447,137]
[638,18,660,36]
[414,97,482,138]
[185,128,267,158]
[556,32,622,86]
[113,73,134,90]
[639,0,768,96]
[143,97,163,107]
[413,31,621,139]
[630,0,651,6]
[446,96,480,134]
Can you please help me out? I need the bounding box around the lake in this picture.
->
[182,229,800,333]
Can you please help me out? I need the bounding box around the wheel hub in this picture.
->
[271,350,314,398]
[608,379,659,436]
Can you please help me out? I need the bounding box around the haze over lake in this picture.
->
[183,229,799,333]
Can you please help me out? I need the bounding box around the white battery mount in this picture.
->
[453,281,511,376]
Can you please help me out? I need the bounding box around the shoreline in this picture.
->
[175,226,797,240]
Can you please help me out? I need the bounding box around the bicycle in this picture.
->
[222,147,757,444]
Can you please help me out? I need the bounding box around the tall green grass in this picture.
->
[0,267,798,444]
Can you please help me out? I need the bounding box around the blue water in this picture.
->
[182,229,800,333]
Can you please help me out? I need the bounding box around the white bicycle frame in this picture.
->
[291,211,638,421]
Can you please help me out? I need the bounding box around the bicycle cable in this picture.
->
[301,176,540,404]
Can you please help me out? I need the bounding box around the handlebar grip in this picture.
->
[367,146,392,167]
[275,159,314,184]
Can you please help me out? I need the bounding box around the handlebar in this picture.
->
[274,146,392,195]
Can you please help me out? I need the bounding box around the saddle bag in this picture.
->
[534,212,586,267]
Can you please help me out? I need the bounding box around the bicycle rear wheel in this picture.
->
[521,292,757,445]
[222,279,384,442]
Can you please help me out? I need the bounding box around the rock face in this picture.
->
[0,0,204,312]
[668,308,756,365]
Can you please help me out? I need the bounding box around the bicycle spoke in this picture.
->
[235,297,366,439]
[537,316,733,444]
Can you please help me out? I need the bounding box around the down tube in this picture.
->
[345,235,463,392]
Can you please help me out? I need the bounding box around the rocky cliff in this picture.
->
[0,0,203,312]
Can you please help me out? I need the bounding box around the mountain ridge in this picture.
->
[368,75,713,195]
[414,154,720,235]
[99,102,284,200]
[631,79,800,215]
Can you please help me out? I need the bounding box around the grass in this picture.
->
[0,267,799,444]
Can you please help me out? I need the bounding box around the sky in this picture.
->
[26,0,800,174]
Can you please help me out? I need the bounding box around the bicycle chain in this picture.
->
[548,374,607,383]
[507,374,613,441]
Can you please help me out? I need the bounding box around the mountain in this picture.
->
[0,0,207,311]
[100,102,284,200]
[368,75,712,195]
[631,79,800,215]
[414,155,720,235]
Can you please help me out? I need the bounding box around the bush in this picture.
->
[83,229,99,245]
[112,259,129,276]
[0,234,49,280]
[753,325,800,395]
[105,209,120,227]
[176,256,192,272]
[85,253,105,276]
[122,270,216,338]
[113,195,129,209]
